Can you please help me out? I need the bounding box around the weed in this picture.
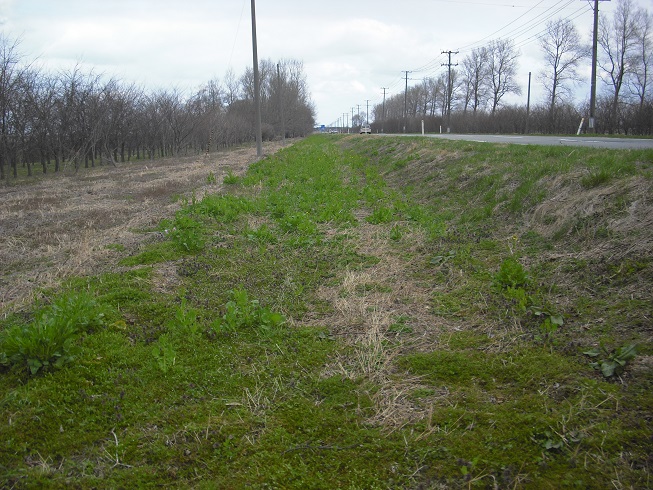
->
[167,296,202,337]
[430,249,456,266]
[211,288,285,336]
[190,194,254,224]
[366,207,394,224]
[581,169,611,188]
[160,215,205,253]
[105,243,125,252]
[530,306,565,343]
[0,292,109,374]
[152,333,176,373]
[494,258,530,290]
[389,224,402,241]
[583,343,637,378]
[387,315,412,334]
[206,172,217,185]
[223,170,240,185]
[246,223,278,244]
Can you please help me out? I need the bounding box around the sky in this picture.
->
[1,0,650,127]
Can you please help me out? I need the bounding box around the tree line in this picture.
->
[0,36,315,180]
[372,0,652,135]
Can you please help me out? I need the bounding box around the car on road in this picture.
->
[360,125,371,134]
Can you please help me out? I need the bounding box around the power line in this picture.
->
[357,0,595,126]
[409,0,548,72]
[513,4,591,50]
[227,0,248,68]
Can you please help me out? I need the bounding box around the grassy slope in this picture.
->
[1,135,652,488]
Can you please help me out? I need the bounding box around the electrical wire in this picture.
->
[345,0,599,121]
[227,0,248,69]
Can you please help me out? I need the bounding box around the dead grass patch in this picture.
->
[311,219,467,430]
[0,141,288,312]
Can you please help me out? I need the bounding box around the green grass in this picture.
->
[1,135,652,488]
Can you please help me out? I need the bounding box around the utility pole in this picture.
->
[403,71,410,133]
[343,113,348,133]
[381,87,388,133]
[277,63,285,145]
[442,50,458,134]
[351,107,355,129]
[526,72,531,134]
[357,104,361,127]
[251,0,262,157]
[588,0,609,133]
[365,100,370,125]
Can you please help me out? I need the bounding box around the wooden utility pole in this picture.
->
[251,0,262,157]
[381,87,388,133]
[403,71,410,133]
[526,71,531,134]
[588,0,609,133]
[277,63,285,145]
[442,50,458,133]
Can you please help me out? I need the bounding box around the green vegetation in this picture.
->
[1,135,652,488]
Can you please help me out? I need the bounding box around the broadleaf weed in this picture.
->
[583,343,637,378]
[211,288,285,336]
[152,333,176,373]
[0,291,109,374]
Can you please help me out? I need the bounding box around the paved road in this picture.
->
[393,133,653,150]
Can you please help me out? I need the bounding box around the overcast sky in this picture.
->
[1,0,650,126]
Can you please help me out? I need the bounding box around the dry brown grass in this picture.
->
[0,142,289,312]
[310,218,467,431]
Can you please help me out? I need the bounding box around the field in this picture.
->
[1,135,652,488]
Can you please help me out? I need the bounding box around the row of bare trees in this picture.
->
[0,37,315,180]
[372,0,651,135]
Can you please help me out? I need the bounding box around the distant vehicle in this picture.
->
[329,129,338,134]
[360,125,371,134]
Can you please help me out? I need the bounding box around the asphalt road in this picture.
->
[392,133,653,150]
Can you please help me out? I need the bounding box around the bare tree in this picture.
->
[539,18,588,131]
[461,46,490,114]
[487,39,522,114]
[223,69,240,107]
[628,7,652,109]
[24,74,58,173]
[0,35,26,179]
[598,0,640,132]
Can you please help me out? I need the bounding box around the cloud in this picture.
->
[0,0,15,26]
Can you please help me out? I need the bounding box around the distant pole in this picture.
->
[403,71,410,133]
[365,100,370,125]
[526,71,531,134]
[251,0,262,157]
[277,63,285,145]
[351,107,355,128]
[357,104,361,127]
[442,50,458,133]
[381,87,388,133]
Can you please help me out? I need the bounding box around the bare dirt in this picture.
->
[0,142,288,313]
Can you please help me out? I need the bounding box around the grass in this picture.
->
[1,135,652,488]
